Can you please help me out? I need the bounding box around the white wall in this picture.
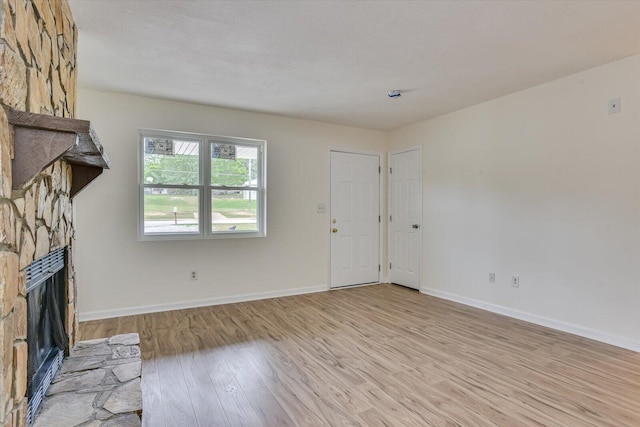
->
[389,55,640,350]
[75,90,388,319]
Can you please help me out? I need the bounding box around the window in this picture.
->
[139,129,266,240]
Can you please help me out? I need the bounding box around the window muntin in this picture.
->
[139,130,266,240]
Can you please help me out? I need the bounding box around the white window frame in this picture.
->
[138,129,267,241]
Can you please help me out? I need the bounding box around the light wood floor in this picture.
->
[80,284,640,426]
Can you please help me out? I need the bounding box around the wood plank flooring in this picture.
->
[80,284,640,426]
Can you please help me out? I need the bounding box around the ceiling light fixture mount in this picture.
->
[387,90,401,98]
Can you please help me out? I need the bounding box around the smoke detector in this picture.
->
[388,90,401,98]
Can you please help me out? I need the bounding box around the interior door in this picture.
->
[330,151,380,288]
[389,148,422,289]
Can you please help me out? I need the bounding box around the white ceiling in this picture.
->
[68,1,640,131]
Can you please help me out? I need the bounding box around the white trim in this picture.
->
[379,153,386,290]
[388,145,423,156]
[329,146,383,157]
[330,281,381,290]
[79,285,327,322]
[420,287,640,352]
[328,148,384,289]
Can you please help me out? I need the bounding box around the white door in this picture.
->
[330,151,380,288]
[389,148,422,289]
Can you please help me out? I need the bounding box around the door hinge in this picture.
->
[390,215,392,222]
[390,167,393,174]
[378,265,381,272]
[378,166,381,173]
[390,263,392,269]
[378,215,381,223]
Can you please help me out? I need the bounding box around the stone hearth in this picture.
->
[33,333,142,427]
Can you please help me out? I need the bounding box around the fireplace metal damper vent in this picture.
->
[25,247,68,426]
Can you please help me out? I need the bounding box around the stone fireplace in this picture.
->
[0,1,104,426]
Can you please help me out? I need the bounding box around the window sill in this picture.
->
[138,231,266,242]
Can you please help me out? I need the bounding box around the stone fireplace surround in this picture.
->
[0,1,85,425]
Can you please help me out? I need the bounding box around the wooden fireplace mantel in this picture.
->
[7,108,111,197]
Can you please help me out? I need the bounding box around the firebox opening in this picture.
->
[25,248,68,426]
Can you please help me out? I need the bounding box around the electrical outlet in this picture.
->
[316,203,326,213]
[190,270,198,281]
[489,272,495,283]
[511,275,519,288]
[608,97,621,114]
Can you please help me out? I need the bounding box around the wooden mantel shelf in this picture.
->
[8,108,111,197]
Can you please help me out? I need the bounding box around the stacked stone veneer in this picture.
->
[0,1,79,426]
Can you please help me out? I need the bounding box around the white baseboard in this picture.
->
[420,287,640,352]
[79,284,328,322]
[329,281,383,290]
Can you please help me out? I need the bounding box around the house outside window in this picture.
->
[138,129,266,240]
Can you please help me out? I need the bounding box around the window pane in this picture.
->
[211,143,258,187]
[211,190,257,232]
[144,188,199,234]
[144,137,200,185]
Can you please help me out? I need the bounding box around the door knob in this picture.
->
[412,224,420,229]
[332,228,338,233]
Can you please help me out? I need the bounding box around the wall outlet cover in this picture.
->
[511,275,520,288]
[608,98,621,114]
